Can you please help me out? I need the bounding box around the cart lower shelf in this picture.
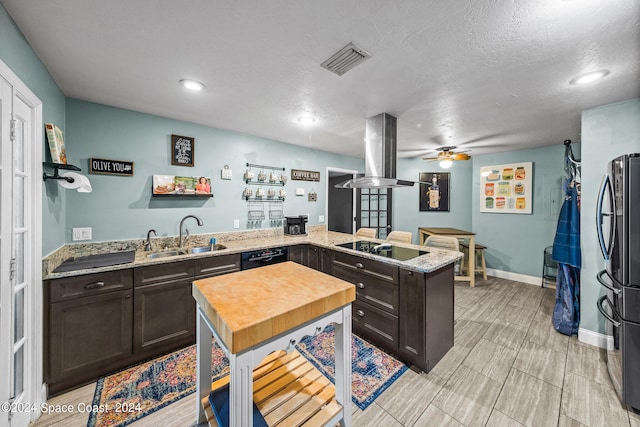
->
[201,349,343,427]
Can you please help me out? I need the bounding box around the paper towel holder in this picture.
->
[42,162,81,182]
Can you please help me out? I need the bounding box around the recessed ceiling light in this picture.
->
[179,79,205,91]
[570,70,610,85]
[297,115,316,125]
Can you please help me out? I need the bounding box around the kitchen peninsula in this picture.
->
[42,227,461,395]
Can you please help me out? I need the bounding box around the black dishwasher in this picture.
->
[241,247,289,270]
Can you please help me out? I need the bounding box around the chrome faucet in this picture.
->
[179,215,204,248]
[143,229,157,251]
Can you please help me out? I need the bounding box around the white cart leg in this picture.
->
[196,308,213,425]
[334,305,352,426]
[229,350,254,427]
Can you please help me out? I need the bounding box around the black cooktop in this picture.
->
[336,240,428,261]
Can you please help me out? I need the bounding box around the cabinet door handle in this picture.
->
[125,294,131,299]
[84,281,105,289]
[356,310,365,317]
[357,282,365,289]
[355,262,364,269]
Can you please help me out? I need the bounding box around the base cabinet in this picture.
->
[45,270,133,395]
[45,254,240,396]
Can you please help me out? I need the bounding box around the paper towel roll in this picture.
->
[58,171,92,193]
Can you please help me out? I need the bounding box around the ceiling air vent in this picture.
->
[321,42,371,76]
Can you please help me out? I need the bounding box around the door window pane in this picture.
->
[14,118,24,172]
[14,288,24,342]
[13,345,24,397]
[14,233,24,284]
[15,176,24,228]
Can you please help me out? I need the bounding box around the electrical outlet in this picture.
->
[318,215,325,222]
[72,227,92,241]
[233,219,240,229]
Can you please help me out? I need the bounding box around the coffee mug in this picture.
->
[257,171,267,181]
[244,169,255,181]
[243,187,252,197]
[256,188,266,197]
[278,189,286,198]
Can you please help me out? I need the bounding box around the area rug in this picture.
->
[88,327,407,427]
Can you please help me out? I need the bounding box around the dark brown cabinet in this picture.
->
[45,270,133,395]
[398,264,454,372]
[44,253,241,395]
[332,251,400,351]
[133,260,196,358]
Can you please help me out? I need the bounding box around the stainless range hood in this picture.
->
[335,113,414,189]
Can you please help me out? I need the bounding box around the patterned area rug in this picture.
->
[88,328,407,426]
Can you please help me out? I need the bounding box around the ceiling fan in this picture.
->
[422,146,470,168]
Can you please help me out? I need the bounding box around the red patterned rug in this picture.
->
[88,329,406,426]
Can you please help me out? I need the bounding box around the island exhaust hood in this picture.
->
[335,113,415,189]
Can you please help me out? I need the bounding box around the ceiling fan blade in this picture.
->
[451,153,471,160]
[422,157,438,161]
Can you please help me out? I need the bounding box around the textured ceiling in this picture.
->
[2,0,639,159]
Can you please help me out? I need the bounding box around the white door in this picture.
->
[0,61,43,427]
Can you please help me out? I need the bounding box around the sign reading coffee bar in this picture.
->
[291,169,320,182]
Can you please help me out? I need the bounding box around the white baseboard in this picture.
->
[578,327,614,350]
[486,268,543,286]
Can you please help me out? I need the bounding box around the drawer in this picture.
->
[352,300,398,351]
[333,251,398,282]
[134,260,195,287]
[194,254,241,279]
[333,264,398,315]
[48,269,133,302]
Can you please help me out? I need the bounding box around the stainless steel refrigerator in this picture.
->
[596,153,640,412]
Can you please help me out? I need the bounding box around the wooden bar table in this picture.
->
[193,261,356,427]
[419,227,477,287]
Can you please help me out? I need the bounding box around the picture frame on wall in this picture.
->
[171,134,195,166]
[479,161,532,214]
[419,172,450,212]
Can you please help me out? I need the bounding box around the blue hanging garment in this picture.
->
[553,263,580,335]
[552,143,581,336]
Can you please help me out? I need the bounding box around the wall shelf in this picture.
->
[152,193,213,198]
[42,162,81,182]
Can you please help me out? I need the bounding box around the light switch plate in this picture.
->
[295,188,304,196]
[318,215,325,222]
[72,227,92,241]
[233,219,240,229]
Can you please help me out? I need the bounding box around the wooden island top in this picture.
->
[192,261,356,354]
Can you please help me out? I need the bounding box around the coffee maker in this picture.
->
[284,215,308,235]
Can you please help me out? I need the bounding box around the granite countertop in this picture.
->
[42,226,462,280]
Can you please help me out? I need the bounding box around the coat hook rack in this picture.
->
[42,162,81,182]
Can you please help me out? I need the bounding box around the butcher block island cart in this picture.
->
[192,261,356,427]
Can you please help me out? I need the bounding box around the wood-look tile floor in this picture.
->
[31,277,640,427]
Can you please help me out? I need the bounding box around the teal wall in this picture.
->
[580,99,640,335]
[393,158,473,241]
[394,144,569,278]
[64,98,363,241]
[471,145,569,277]
[0,3,66,255]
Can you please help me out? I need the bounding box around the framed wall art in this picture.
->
[479,162,532,214]
[171,134,194,166]
[419,172,450,212]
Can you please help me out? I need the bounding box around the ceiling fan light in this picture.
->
[439,159,453,169]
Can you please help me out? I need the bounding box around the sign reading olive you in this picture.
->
[171,134,194,166]
[90,158,134,176]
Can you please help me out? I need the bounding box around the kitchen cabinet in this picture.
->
[45,270,133,396]
[44,253,241,395]
[398,264,454,372]
[332,251,400,351]
[133,260,196,359]
[287,244,305,265]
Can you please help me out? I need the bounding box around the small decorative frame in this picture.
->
[171,134,194,166]
[419,172,450,212]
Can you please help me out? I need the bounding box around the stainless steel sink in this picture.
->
[189,244,227,253]
[148,250,181,259]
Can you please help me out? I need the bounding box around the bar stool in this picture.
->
[460,242,487,280]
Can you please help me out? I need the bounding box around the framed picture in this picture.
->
[171,134,194,166]
[479,162,532,214]
[419,172,450,212]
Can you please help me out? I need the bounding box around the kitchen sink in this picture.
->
[148,250,181,259]
[148,244,227,258]
[189,244,227,253]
